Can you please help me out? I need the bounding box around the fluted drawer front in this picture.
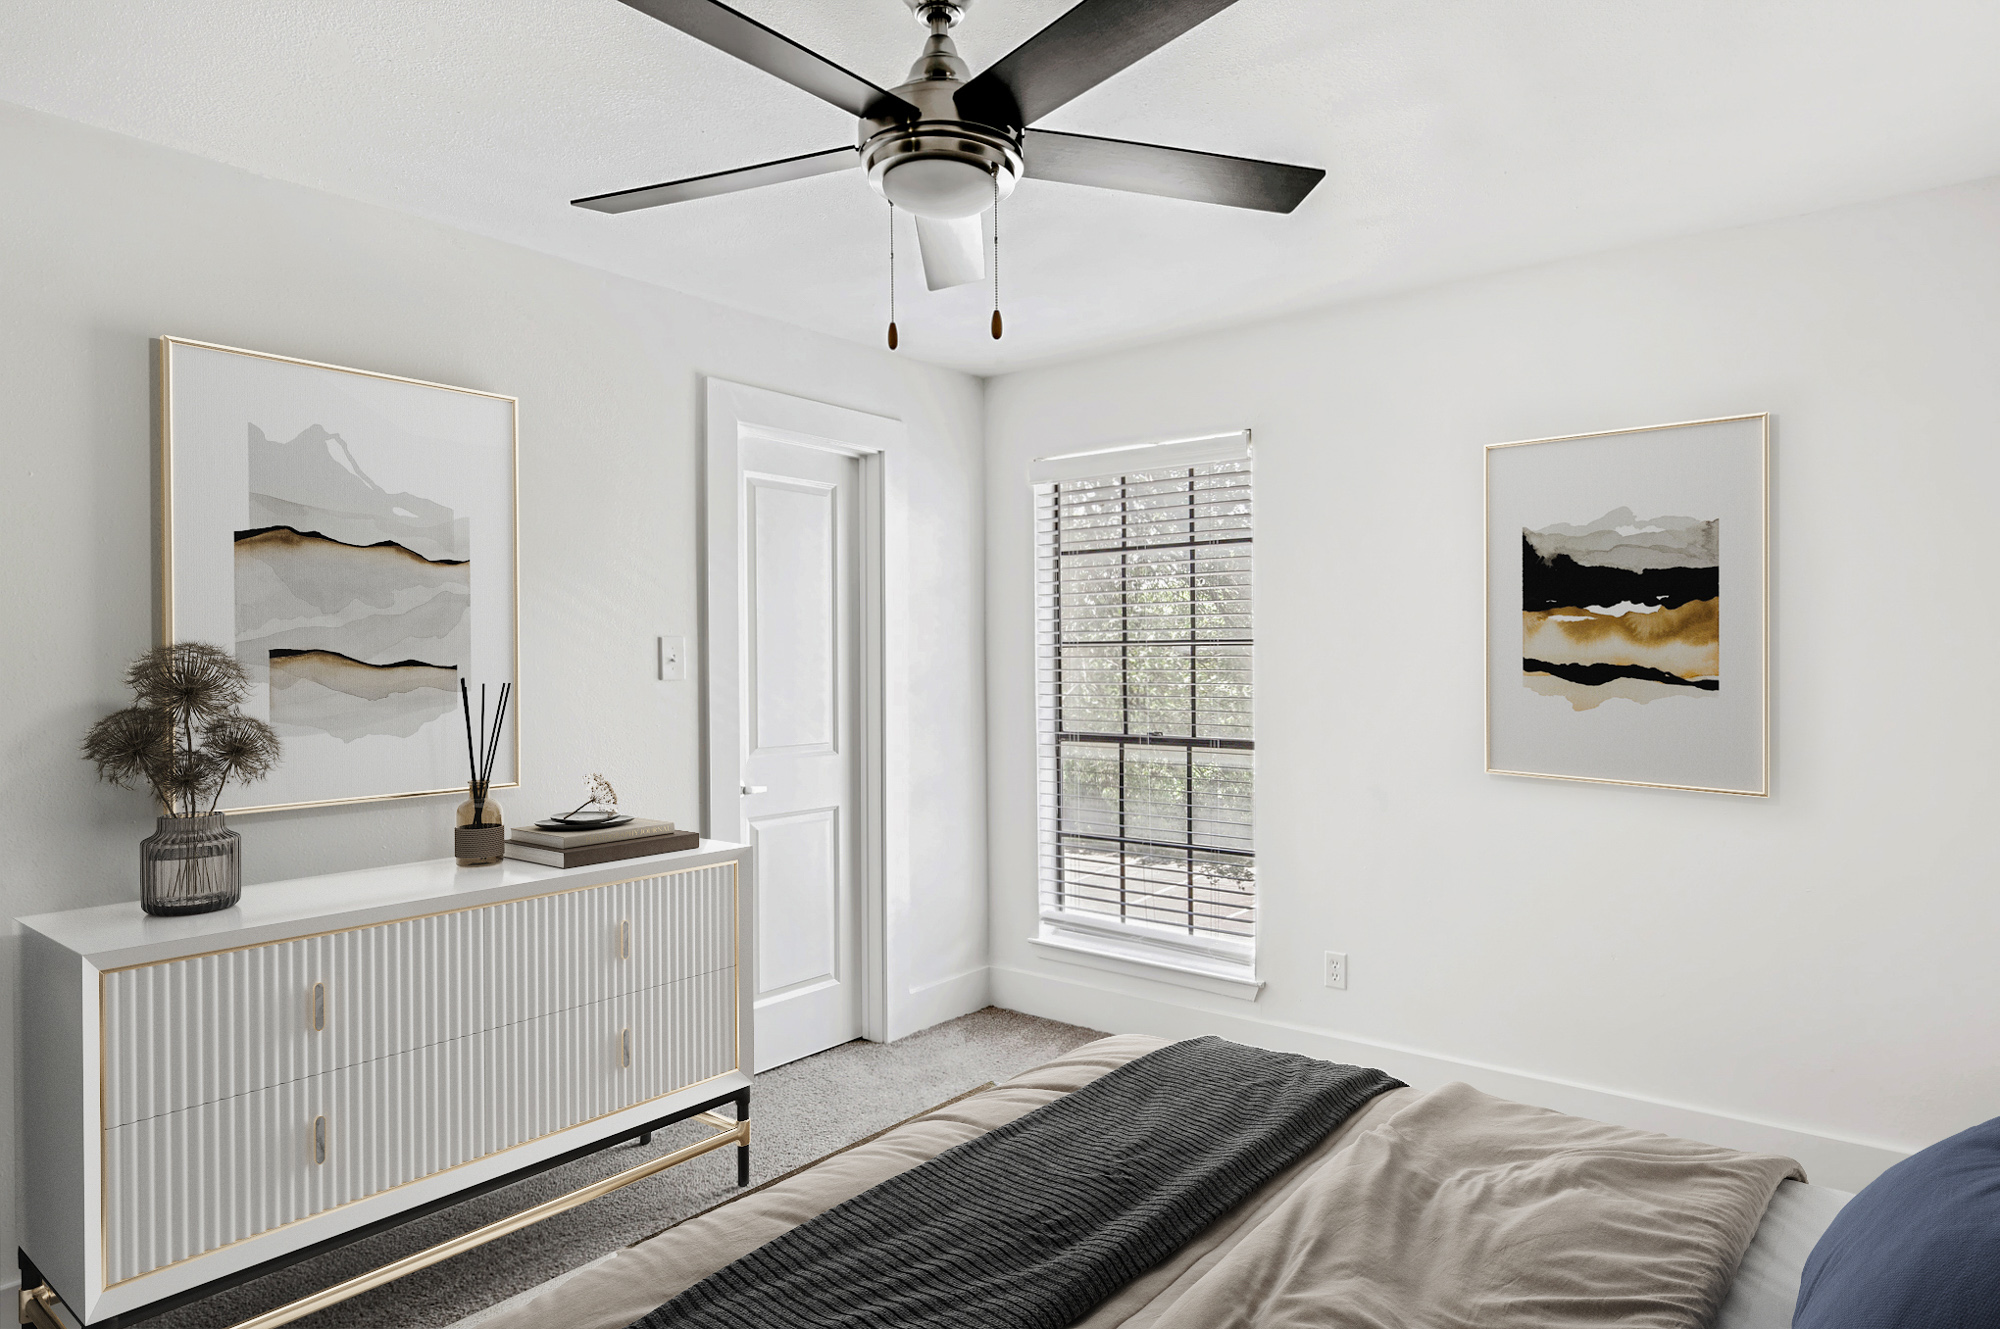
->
[102,965,737,1286]
[617,864,738,995]
[101,863,738,1127]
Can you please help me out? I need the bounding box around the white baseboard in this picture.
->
[991,964,1908,1193]
[893,966,992,1041]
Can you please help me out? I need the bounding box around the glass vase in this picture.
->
[140,813,242,916]
[455,793,506,867]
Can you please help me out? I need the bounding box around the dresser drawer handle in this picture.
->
[310,982,326,1033]
[312,1115,327,1166]
[619,1027,631,1069]
[619,919,630,961]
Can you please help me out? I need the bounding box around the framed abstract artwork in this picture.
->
[1486,414,1768,796]
[159,337,519,813]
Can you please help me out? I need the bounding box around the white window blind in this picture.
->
[1034,444,1254,962]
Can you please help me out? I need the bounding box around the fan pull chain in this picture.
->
[990,169,1004,340]
[886,201,899,352]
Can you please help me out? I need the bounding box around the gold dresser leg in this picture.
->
[18,1284,69,1329]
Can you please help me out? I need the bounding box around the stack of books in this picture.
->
[503,817,699,869]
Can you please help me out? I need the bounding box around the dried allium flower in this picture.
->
[126,642,248,721]
[202,712,283,786]
[586,772,618,810]
[82,707,176,790]
[86,641,286,815]
[156,747,224,817]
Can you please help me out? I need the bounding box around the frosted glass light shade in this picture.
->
[881,158,992,219]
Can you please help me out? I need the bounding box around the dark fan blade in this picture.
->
[573,146,858,213]
[955,0,1240,129]
[616,0,918,120]
[1023,129,1324,213]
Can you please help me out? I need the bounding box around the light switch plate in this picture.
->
[657,636,687,683]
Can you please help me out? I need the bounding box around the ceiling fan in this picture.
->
[573,0,1325,337]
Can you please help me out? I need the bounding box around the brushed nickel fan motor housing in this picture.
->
[860,61,1021,219]
[861,119,1022,219]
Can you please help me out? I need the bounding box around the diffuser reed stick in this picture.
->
[459,679,511,829]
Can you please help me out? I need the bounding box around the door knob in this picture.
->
[741,785,768,795]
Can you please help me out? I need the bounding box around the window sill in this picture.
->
[1028,927,1264,1002]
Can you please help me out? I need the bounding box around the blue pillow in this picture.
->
[1794,1114,2000,1328]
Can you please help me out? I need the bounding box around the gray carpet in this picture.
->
[143,1008,1106,1329]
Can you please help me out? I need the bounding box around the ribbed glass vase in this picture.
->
[139,813,242,916]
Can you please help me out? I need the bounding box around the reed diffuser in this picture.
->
[455,680,512,866]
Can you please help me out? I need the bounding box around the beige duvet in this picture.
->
[475,1036,1800,1329]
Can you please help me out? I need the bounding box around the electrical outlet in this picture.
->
[1323,951,1348,990]
[656,636,687,683]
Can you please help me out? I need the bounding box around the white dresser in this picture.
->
[17,842,754,1327]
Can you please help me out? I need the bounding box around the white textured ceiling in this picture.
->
[4,1,1999,373]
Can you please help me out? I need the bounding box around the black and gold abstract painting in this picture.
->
[1485,414,1768,796]
[1521,508,1718,710]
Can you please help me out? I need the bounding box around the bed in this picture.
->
[464,1035,1850,1329]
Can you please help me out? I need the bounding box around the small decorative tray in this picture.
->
[534,812,633,830]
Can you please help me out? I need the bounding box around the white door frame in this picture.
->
[702,379,901,1045]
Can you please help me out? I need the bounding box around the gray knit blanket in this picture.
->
[626,1036,1402,1329]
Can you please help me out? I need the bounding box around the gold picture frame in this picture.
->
[158,337,520,814]
[1485,413,1769,796]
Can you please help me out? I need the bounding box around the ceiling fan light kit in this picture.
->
[575,0,1325,345]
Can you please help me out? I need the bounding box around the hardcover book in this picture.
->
[502,829,699,869]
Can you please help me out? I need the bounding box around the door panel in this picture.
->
[750,807,841,996]
[747,476,839,755]
[740,436,862,1070]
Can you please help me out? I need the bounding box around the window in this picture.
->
[1033,435,1254,984]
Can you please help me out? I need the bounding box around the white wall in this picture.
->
[0,101,990,1277]
[984,175,2000,1191]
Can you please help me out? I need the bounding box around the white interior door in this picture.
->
[740,436,863,1070]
